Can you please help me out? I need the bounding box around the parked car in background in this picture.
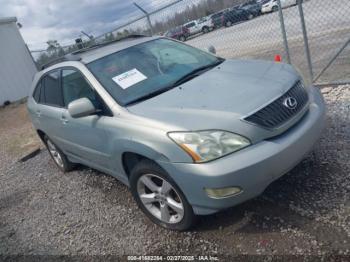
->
[184,18,214,36]
[239,0,262,17]
[28,35,325,231]
[197,16,215,33]
[164,26,190,41]
[222,8,253,27]
[261,0,297,13]
[211,11,225,28]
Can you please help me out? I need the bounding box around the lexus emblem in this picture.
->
[283,97,297,109]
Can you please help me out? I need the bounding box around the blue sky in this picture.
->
[0,0,177,50]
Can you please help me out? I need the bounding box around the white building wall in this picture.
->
[0,17,37,105]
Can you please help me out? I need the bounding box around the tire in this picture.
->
[130,160,195,231]
[44,135,74,172]
[179,35,186,42]
[272,5,279,12]
[202,26,209,33]
[225,20,232,27]
[247,14,254,20]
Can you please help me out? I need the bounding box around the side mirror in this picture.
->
[207,45,216,54]
[68,98,96,118]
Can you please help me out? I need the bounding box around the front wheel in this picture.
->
[179,35,186,41]
[44,136,74,172]
[272,5,279,12]
[225,20,232,27]
[202,26,209,33]
[130,160,195,231]
[247,14,254,20]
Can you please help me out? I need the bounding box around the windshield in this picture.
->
[87,38,222,106]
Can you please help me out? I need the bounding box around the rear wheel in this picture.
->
[202,26,209,33]
[130,160,195,231]
[225,20,232,27]
[179,35,186,41]
[247,13,254,20]
[44,136,74,172]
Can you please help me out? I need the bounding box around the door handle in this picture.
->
[61,116,69,124]
[36,110,41,118]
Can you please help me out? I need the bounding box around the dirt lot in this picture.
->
[0,86,349,260]
[0,102,41,163]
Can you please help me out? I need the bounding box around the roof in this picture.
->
[41,35,161,70]
[79,35,159,63]
[0,17,17,25]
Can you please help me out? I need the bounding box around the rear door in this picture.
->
[36,70,66,146]
[227,10,241,23]
[185,22,197,34]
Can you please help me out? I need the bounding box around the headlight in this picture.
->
[168,130,250,163]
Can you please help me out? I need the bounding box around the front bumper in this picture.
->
[159,86,326,215]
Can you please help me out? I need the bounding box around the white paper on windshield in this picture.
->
[112,68,147,89]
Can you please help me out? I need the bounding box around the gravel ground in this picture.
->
[0,85,349,260]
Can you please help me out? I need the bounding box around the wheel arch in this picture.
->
[36,129,46,143]
[119,140,171,179]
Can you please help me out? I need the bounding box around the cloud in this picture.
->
[0,0,172,50]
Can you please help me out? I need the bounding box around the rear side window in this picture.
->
[33,81,42,102]
[185,22,195,28]
[42,70,64,107]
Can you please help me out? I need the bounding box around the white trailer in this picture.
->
[0,17,37,105]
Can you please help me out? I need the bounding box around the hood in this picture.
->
[127,59,300,132]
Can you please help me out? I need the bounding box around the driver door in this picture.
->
[59,68,113,169]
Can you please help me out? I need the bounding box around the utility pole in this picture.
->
[81,31,94,40]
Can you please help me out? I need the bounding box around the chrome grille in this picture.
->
[244,81,309,129]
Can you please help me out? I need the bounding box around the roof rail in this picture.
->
[72,34,148,55]
[40,34,148,71]
[40,53,81,70]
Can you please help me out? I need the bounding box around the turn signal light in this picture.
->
[205,187,242,199]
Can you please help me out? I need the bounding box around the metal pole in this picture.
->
[93,0,183,41]
[133,2,153,36]
[297,0,313,82]
[277,0,291,64]
[313,37,350,83]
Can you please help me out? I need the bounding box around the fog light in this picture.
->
[205,187,242,199]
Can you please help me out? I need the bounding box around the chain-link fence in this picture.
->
[31,0,350,85]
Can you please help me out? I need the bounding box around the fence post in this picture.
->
[297,0,313,82]
[277,0,291,64]
[133,2,154,36]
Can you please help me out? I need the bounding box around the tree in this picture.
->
[46,40,60,54]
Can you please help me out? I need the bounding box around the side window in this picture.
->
[33,81,42,103]
[42,70,64,107]
[61,69,111,116]
[62,69,98,106]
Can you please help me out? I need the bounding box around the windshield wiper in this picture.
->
[125,86,175,106]
[172,58,224,87]
[125,58,225,106]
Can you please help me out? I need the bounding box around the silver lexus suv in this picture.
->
[27,35,326,230]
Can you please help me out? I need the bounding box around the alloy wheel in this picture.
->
[137,174,184,224]
[47,140,64,168]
